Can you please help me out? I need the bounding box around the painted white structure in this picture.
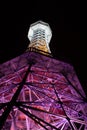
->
[27,20,52,53]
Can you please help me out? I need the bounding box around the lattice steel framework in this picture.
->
[0,50,87,130]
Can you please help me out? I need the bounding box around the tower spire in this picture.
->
[27,20,52,55]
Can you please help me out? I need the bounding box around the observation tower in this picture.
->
[0,21,87,130]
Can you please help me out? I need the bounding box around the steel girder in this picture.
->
[0,51,87,130]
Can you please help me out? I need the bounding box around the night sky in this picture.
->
[0,4,87,95]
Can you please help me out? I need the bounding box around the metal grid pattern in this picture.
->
[0,51,87,130]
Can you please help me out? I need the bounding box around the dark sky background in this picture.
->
[0,3,87,95]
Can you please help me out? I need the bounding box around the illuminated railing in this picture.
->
[26,47,52,57]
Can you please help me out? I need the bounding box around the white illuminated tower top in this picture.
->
[27,20,52,55]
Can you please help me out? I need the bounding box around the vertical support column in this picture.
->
[22,88,31,130]
[10,112,17,130]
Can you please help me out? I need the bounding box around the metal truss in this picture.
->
[0,51,87,130]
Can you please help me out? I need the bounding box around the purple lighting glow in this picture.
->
[0,51,87,130]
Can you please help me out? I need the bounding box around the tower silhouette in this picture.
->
[0,21,87,130]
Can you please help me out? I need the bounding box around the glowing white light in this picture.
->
[28,20,52,45]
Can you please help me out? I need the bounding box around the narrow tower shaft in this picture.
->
[27,21,52,55]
